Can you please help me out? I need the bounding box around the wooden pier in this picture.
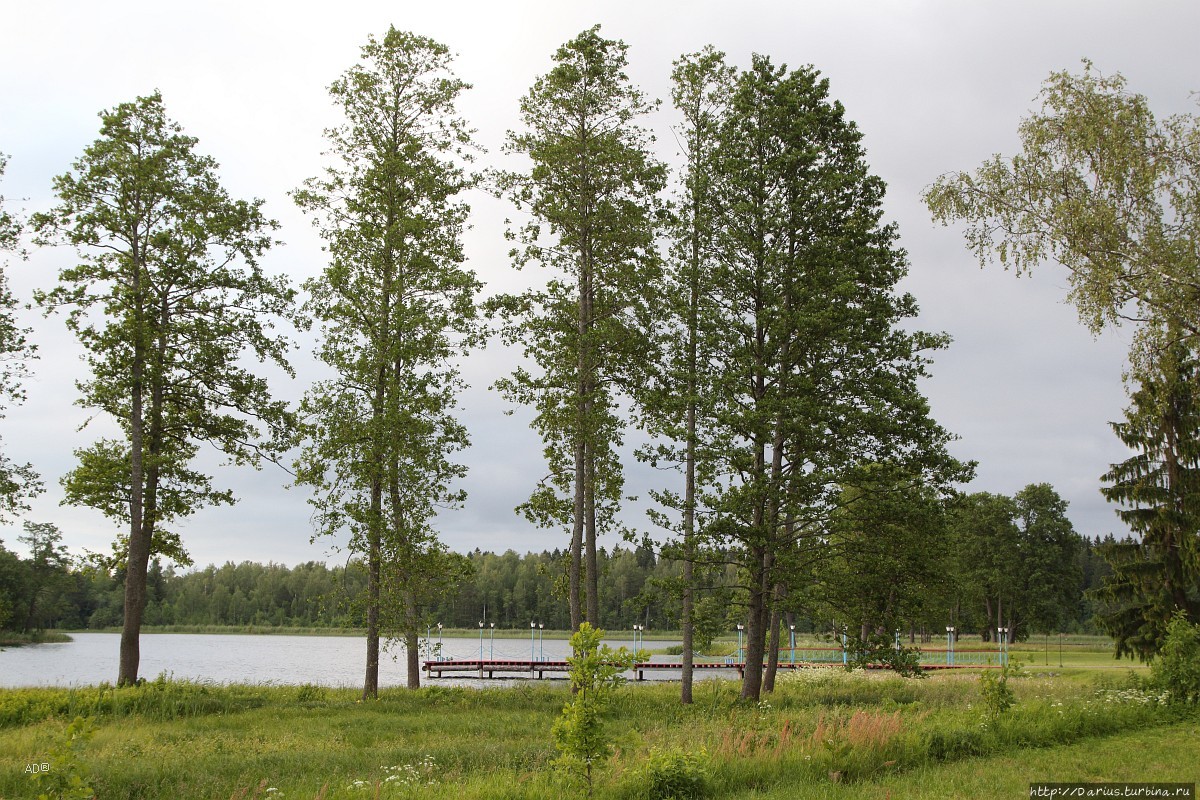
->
[422,658,993,680]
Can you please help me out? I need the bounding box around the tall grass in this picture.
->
[0,667,1192,799]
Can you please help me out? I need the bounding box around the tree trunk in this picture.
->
[584,449,600,627]
[764,591,783,693]
[405,590,421,690]
[740,545,769,701]
[570,431,584,632]
[118,255,147,687]
[363,519,381,700]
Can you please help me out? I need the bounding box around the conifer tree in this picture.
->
[1098,343,1200,659]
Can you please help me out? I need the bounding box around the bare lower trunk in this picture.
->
[741,546,768,701]
[584,450,600,627]
[405,596,420,690]
[118,526,150,685]
[363,526,381,700]
[119,401,147,685]
[764,597,782,693]
[680,553,694,705]
[570,436,584,632]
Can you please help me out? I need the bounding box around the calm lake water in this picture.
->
[0,632,667,688]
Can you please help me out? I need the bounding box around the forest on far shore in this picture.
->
[2,483,1121,645]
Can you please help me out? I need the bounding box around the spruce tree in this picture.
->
[1098,344,1200,659]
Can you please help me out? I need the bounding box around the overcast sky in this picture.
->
[2,0,1196,568]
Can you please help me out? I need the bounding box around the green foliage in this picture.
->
[0,153,41,519]
[679,51,967,700]
[32,716,95,800]
[636,747,709,800]
[490,25,666,628]
[552,623,638,794]
[1151,611,1200,703]
[843,632,925,678]
[31,91,295,683]
[949,486,1085,642]
[924,59,1200,374]
[1096,347,1200,659]
[293,27,481,694]
[979,661,1022,719]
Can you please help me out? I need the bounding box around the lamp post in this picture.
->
[736,624,744,663]
[530,621,536,662]
[946,626,955,666]
[489,623,495,660]
[538,623,545,661]
[997,627,1009,666]
[478,620,485,661]
[789,624,796,664]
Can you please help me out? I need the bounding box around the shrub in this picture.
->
[32,716,95,800]
[638,747,709,800]
[553,623,637,796]
[1151,611,1200,704]
[979,660,1022,718]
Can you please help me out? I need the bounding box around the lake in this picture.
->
[0,632,663,688]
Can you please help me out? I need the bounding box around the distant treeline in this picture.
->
[2,531,1119,639]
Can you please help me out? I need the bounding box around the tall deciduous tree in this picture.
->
[950,486,1082,643]
[0,154,40,517]
[923,61,1200,376]
[702,56,964,700]
[491,26,666,631]
[1097,343,1200,658]
[820,465,951,652]
[638,46,734,705]
[32,94,296,685]
[293,29,480,696]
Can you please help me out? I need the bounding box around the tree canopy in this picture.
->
[924,60,1200,375]
[31,92,297,684]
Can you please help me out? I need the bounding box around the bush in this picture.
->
[553,623,637,796]
[638,747,709,800]
[1151,611,1200,704]
[979,660,1021,718]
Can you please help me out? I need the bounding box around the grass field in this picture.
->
[1,659,1194,800]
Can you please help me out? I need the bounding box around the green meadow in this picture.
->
[2,659,1196,800]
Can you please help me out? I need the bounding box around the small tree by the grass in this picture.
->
[1152,611,1200,704]
[553,623,639,795]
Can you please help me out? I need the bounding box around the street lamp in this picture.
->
[997,627,1009,666]
[530,621,536,662]
[478,620,485,661]
[538,623,545,661]
[789,624,796,664]
[489,622,495,660]
[946,626,955,666]
[736,624,744,663]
